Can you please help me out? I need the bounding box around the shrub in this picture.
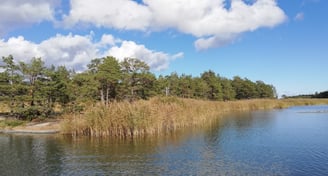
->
[14,106,53,120]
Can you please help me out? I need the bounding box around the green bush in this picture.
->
[0,119,25,128]
[14,106,53,120]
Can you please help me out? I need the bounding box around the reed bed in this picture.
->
[60,97,328,138]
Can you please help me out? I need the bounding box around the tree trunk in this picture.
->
[106,86,109,106]
[100,88,105,105]
[30,88,35,106]
[30,76,36,106]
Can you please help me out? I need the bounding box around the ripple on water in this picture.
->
[1,105,328,175]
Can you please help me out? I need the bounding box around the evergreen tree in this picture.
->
[193,77,209,99]
[0,54,280,120]
[120,58,154,100]
[72,72,98,102]
[201,70,223,100]
[96,56,122,105]
[221,77,236,100]
[0,55,22,113]
[19,57,45,106]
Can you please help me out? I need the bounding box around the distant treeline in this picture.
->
[0,55,277,120]
[283,91,328,99]
[313,91,328,98]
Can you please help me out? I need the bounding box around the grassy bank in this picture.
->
[60,97,328,138]
[0,119,26,129]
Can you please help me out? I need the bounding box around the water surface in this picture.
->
[1,105,328,175]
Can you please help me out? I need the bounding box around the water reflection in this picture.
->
[59,136,163,175]
[0,134,64,176]
[1,105,328,175]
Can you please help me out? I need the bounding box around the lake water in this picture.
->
[1,105,328,175]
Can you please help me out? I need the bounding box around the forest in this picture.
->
[282,91,328,99]
[0,55,276,120]
[313,91,328,98]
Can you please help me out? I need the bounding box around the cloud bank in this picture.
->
[0,0,286,50]
[61,0,287,50]
[0,0,286,71]
[0,33,182,71]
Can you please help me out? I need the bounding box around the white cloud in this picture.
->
[107,41,183,71]
[294,12,304,21]
[0,36,41,60]
[0,0,287,50]
[61,0,287,49]
[0,33,182,71]
[61,0,152,30]
[194,34,238,51]
[38,33,98,70]
[99,34,119,46]
[0,0,59,36]
[0,34,96,71]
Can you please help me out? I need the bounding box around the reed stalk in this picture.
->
[60,97,328,138]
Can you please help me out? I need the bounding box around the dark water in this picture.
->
[1,105,328,176]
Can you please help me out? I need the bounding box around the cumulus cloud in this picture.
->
[98,34,121,47]
[107,41,183,71]
[0,36,41,59]
[38,33,97,70]
[61,0,152,30]
[0,33,182,71]
[61,0,287,49]
[0,0,287,50]
[0,0,59,36]
[0,34,96,70]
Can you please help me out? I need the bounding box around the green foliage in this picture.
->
[72,72,98,102]
[201,70,223,100]
[221,77,236,100]
[0,119,25,128]
[120,58,155,101]
[91,56,122,105]
[14,106,52,120]
[0,54,278,121]
[232,76,263,99]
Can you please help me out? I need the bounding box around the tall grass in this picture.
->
[0,102,10,113]
[61,97,328,138]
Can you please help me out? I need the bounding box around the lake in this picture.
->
[1,105,328,175]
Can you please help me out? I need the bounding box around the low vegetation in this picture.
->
[1,54,327,137]
[0,55,276,121]
[0,119,26,129]
[60,97,328,138]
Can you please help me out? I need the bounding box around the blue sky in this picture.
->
[0,0,327,96]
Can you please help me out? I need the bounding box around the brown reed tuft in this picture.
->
[60,97,328,138]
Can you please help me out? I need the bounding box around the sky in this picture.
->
[0,0,327,96]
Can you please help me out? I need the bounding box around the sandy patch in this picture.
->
[14,121,60,131]
[0,120,62,134]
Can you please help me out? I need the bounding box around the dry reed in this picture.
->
[60,97,328,138]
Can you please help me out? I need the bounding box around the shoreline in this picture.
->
[0,129,60,134]
[1,98,328,136]
[60,98,328,138]
[0,120,60,134]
